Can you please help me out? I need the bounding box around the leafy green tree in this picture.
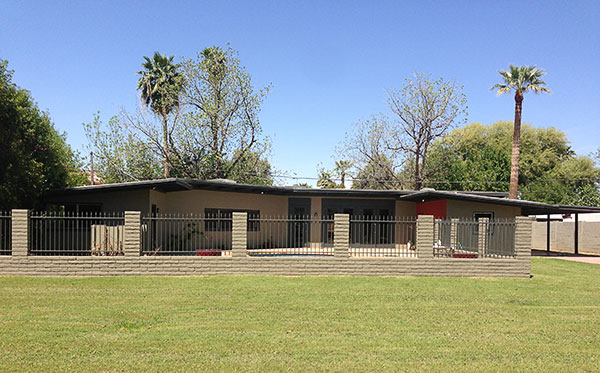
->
[83,113,163,183]
[0,59,86,209]
[491,65,550,199]
[181,45,271,180]
[426,121,600,206]
[317,168,339,189]
[137,52,183,178]
[86,46,273,185]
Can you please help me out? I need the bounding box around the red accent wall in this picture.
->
[416,199,447,219]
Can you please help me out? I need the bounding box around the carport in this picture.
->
[523,204,600,255]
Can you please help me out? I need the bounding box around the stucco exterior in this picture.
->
[446,200,521,220]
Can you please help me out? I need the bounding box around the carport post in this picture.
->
[574,213,579,255]
[546,214,550,254]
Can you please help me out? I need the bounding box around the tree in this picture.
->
[316,168,338,189]
[426,121,600,206]
[387,73,468,189]
[337,74,467,190]
[351,154,401,190]
[83,113,163,183]
[337,115,406,189]
[137,52,183,178]
[86,46,273,185]
[0,59,86,209]
[491,65,550,199]
[334,160,352,188]
[180,46,271,180]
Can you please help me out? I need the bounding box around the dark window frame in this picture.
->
[204,208,260,232]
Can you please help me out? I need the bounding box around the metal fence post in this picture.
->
[232,212,248,257]
[11,209,28,257]
[477,218,489,258]
[334,213,350,257]
[124,211,141,256]
[416,215,434,258]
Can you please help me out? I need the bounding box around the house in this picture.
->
[45,178,600,220]
[43,178,600,257]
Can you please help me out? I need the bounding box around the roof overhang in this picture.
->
[399,190,600,215]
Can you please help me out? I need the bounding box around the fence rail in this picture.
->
[0,212,11,255]
[349,216,417,257]
[434,218,516,258]
[29,212,124,256]
[247,216,334,256]
[141,214,232,256]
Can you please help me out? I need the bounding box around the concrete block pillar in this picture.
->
[416,215,434,258]
[123,211,141,256]
[477,218,489,258]
[232,212,248,257]
[11,209,29,257]
[333,213,350,257]
[450,218,459,248]
[515,216,532,273]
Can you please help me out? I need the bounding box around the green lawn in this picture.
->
[1,258,599,372]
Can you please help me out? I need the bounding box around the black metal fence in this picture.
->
[349,216,417,257]
[434,219,516,258]
[29,212,124,256]
[247,216,334,256]
[141,214,232,256]
[0,212,11,255]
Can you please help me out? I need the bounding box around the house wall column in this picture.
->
[333,213,349,257]
[416,215,434,258]
[11,209,29,257]
[123,211,141,256]
[232,212,248,257]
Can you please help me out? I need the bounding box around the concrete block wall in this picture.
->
[0,212,532,278]
[532,221,600,254]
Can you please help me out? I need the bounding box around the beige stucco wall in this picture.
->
[532,221,600,254]
[47,190,151,214]
[396,201,416,217]
[153,190,288,215]
[446,200,521,220]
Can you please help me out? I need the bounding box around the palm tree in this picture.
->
[491,65,550,199]
[137,52,182,178]
[334,160,353,188]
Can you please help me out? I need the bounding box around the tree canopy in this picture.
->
[85,46,273,185]
[0,59,86,209]
[337,74,467,190]
[426,121,599,205]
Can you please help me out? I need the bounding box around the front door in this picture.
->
[288,198,311,248]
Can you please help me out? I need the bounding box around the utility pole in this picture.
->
[90,151,95,186]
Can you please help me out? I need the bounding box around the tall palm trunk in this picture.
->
[509,90,523,199]
[162,115,170,178]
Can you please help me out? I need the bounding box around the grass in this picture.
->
[0,258,599,372]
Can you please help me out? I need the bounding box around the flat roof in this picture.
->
[46,178,600,215]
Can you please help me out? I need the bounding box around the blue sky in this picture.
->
[1,0,599,185]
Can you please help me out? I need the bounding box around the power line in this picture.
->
[231,170,600,185]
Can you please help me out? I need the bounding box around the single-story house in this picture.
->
[44,178,600,220]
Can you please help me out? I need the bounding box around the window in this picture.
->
[204,209,260,231]
[473,212,494,234]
